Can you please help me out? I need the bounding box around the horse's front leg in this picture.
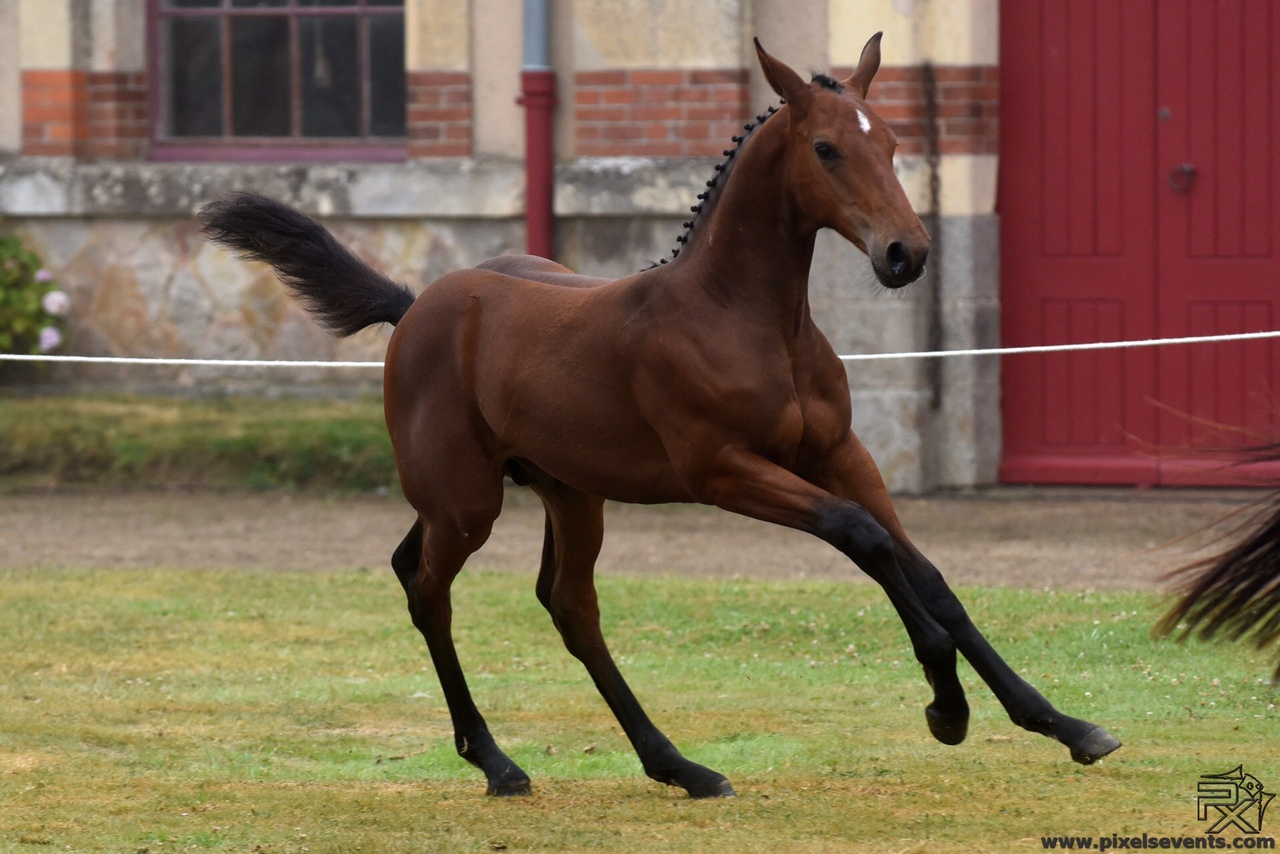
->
[690,450,968,743]
[901,548,1121,764]
[818,435,1121,765]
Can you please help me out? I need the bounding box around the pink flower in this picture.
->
[38,326,63,352]
[34,268,54,283]
[41,290,70,317]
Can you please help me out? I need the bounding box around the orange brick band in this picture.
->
[845,65,999,156]
[408,70,472,158]
[19,64,995,161]
[573,64,997,159]
[574,68,748,158]
[22,69,148,159]
[22,70,88,156]
[86,72,148,159]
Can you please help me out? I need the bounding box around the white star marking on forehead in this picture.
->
[857,109,871,134]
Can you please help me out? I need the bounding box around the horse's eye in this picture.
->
[814,141,839,162]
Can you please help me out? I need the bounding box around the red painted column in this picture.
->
[519,69,558,259]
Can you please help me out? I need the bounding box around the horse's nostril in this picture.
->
[886,242,911,277]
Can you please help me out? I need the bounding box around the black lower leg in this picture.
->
[545,594,732,798]
[819,502,970,743]
[586,658,734,798]
[539,487,733,798]
[426,625,532,795]
[395,521,533,795]
[899,547,1120,764]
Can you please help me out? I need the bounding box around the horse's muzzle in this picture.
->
[875,241,929,289]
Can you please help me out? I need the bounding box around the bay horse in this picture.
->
[200,34,1120,799]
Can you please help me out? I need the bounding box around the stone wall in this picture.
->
[0,158,525,393]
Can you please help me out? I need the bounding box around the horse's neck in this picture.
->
[678,116,817,335]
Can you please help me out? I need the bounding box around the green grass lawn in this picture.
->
[0,395,395,492]
[1,567,1276,853]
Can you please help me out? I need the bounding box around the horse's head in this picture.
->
[755,35,930,289]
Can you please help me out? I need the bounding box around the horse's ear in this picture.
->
[754,38,811,113]
[842,31,883,98]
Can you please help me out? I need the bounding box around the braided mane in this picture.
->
[645,100,785,270]
[811,73,843,92]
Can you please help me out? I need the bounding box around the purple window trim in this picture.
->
[148,141,408,163]
[146,0,407,164]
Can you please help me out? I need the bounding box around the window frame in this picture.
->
[146,0,407,163]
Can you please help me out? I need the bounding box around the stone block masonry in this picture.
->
[574,68,748,158]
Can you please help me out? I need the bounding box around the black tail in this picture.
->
[198,193,416,337]
[1157,448,1280,681]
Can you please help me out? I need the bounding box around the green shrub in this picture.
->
[0,233,68,354]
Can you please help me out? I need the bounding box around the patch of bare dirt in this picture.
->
[0,487,1259,589]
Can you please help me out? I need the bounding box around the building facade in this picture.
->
[0,0,1001,492]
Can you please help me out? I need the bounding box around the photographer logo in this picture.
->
[1198,766,1274,835]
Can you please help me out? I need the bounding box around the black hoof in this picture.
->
[486,775,533,797]
[1068,726,1121,765]
[687,776,736,799]
[650,762,735,799]
[926,703,969,746]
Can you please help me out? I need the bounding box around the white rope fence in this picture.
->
[0,354,382,369]
[1,329,1279,369]
[839,329,1280,362]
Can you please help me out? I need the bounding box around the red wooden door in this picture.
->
[1154,0,1280,484]
[999,0,1280,485]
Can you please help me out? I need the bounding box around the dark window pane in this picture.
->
[230,16,291,136]
[159,2,404,145]
[299,16,360,136]
[368,15,405,137]
[166,17,223,136]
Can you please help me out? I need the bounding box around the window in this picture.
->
[150,0,405,160]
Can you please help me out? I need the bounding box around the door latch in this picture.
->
[1168,163,1196,193]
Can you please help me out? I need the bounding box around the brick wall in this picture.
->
[22,70,148,159]
[21,70,87,156]
[844,65,999,156]
[86,72,148,159]
[574,68,748,157]
[17,63,996,161]
[407,71,472,158]
[570,65,995,159]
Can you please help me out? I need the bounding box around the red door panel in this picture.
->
[999,0,1160,484]
[999,0,1280,486]
[1155,0,1280,484]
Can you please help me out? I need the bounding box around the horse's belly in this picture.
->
[491,394,693,503]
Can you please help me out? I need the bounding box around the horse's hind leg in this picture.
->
[391,515,533,796]
[533,483,734,798]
